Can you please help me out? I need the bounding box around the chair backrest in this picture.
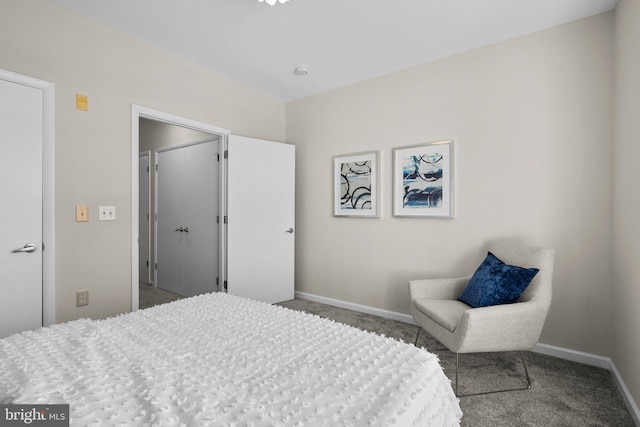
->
[488,240,554,305]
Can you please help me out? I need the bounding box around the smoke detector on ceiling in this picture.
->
[258,0,290,5]
[294,66,309,76]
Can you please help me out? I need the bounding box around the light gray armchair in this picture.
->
[409,240,554,396]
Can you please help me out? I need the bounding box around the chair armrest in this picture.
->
[455,300,550,353]
[409,276,472,301]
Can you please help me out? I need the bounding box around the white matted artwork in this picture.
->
[393,140,454,218]
[333,151,380,217]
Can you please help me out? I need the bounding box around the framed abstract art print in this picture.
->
[333,151,380,217]
[393,140,454,218]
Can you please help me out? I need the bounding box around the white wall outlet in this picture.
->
[76,290,89,307]
[99,206,116,221]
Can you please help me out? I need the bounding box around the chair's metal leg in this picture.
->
[455,353,459,396]
[520,351,532,389]
[413,329,449,352]
[455,351,532,397]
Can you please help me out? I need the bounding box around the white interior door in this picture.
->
[227,135,295,304]
[156,140,219,297]
[156,146,186,295]
[0,78,43,338]
[183,141,219,297]
[139,152,151,285]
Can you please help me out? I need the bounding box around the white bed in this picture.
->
[0,293,462,426]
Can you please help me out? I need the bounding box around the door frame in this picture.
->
[130,105,229,311]
[0,69,56,327]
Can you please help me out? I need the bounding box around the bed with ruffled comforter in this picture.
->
[0,292,461,426]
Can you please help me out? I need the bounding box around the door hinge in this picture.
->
[154,262,158,270]
[224,281,228,291]
[146,165,149,173]
[223,216,228,224]
[155,164,158,171]
[217,153,220,162]
[217,215,220,224]
[224,150,228,159]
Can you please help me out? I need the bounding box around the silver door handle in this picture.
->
[183,227,189,233]
[286,228,294,233]
[175,227,183,232]
[12,243,37,253]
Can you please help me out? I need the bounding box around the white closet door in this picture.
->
[227,135,295,304]
[156,147,185,295]
[183,141,219,297]
[0,78,43,338]
[156,140,219,298]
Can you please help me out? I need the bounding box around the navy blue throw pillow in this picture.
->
[458,252,539,308]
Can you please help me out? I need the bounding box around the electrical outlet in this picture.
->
[99,206,116,221]
[76,290,89,307]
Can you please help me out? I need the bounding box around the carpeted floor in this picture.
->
[277,298,636,427]
[138,291,635,426]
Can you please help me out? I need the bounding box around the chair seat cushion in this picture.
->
[458,251,539,308]
[413,299,470,332]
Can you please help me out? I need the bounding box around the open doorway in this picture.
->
[131,106,229,311]
[139,119,221,308]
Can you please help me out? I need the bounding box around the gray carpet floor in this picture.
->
[138,290,635,426]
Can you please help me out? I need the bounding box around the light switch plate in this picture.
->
[99,206,116,221]
[76,205,89,222]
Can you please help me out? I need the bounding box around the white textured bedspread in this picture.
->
[0,293,461,426]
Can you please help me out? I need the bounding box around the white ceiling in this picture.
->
[51,0,618,101]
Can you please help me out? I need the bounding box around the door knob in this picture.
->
[183,227,189,233]
[286,228,294,234]
[12,243,37,253]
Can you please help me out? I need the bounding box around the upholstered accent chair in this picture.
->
[409,241,554,396]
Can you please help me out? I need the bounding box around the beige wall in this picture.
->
[613,0,640,409]
[0,0,285,323]
[288,13,615,356]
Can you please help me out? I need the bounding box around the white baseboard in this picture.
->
[295,291,640,425]
[294,291,416,325]
[610,362,640,426]
[534,343,639,426]
[532,343,611,369]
